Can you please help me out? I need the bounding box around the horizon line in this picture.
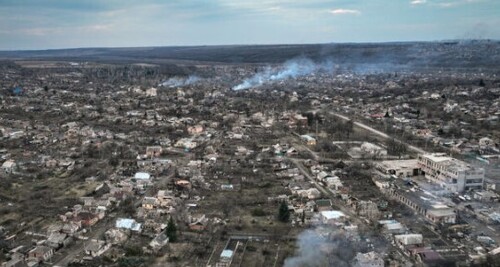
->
[1,39,498,53]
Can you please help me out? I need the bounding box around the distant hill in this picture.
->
[1,40,499,71]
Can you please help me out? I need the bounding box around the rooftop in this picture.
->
[421,153,453,163]
[316,199,332,207]
[1,160,16,168]
[221,249,233,259]
[393,179,453,211]
[134,172,151,180]
[395,234,423,245]
[420,153,483,173]
[116,218,142,231]
[300,135,316,141]
[427,209,456,218]
[320,210,346,220]
[379,159,419,170]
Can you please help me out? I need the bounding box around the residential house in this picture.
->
[115,218,142,232]
[426,205,457,224]
[410,247,444,265]
[27,246,53,263]
[174,138,198,149]
[356,201,380,221]
[360,142,387,158]
[134,172,152,189]
[134,172,151,181]
[1,160,16,174]
[145,87,157,97]
[142,220,165,233]
[84,239,111,258]
[146,146,162,158]
[221,184,234,191]
[378,220,406,235]
[156,190,175,207]
[320,210,347,225]
[293,114,308,127]
[479,137,495,148]
[74,212,99,227]
[300,135,317,146]
[187,125,204,135]
[315,199,332,212]
[324,176,343,191]
[188,215,209,231]
[295,188,321,200]
[394,234,423,253]
[1,259,29,267]
[62,222,80,235]
[219,247,237,266]
[142,197,158,210]
[149,232,169,252]
[353,251,384,267]
[137,158,171,171]
[175,180,192,190]
[81,197,95,207]
[45,232,67,249]
[45,159,58,168]
[105,228,128,244]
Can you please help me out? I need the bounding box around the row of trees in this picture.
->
[386,138,408,158]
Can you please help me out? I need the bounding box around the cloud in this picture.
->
[329,9,361,15]
[410,0,427,5]
[0,0,499,50]
[421,0,488,8]
[437,2,456,7]
[14,23,114,37]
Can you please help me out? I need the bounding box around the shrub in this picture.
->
[251,208,267,217]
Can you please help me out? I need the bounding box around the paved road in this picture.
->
[330,112,427,154]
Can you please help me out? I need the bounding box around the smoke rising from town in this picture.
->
[160,75,201,88]
[232,58,334,90]
[284,228,368,267]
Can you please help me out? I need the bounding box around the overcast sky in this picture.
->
[0,0,499,50]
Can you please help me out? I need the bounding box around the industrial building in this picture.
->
[385,179,457,224]
[418,153,484,192]
[377,159,420,178]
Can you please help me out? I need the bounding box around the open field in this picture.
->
[1,41,499,72]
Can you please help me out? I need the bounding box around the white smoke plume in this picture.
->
[283,229,333,267]
[284,226,386,267]
[160,75,201,88]
[232,57,334,90]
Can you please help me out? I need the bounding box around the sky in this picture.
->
[0,0,499,50]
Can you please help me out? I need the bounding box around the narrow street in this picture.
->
[52,215,115,266]
[288,158,361,222]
